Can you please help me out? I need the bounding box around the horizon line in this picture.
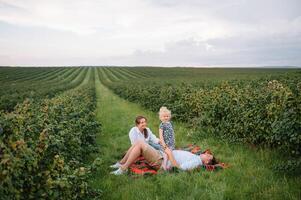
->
[0,65,301,69]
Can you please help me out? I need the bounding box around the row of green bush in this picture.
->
[103,71,300,160]
[0,67,87,112]
[0,72,102,199]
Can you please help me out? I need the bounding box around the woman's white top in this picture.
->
[129,127,159,145]
[165,150,203,170]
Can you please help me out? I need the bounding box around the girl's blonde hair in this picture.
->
[159,106,171,117]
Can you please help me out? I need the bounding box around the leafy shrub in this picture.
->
[0,83,101,199]
[102,70,301,170]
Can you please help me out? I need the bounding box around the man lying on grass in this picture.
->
[110,140,225,175]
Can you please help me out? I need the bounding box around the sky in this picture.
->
[0,0,300,67]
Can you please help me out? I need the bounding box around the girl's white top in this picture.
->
[129,127,159,145]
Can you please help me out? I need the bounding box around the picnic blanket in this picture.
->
[129,144,225,175]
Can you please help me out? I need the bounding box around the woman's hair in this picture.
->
[135,115,148,138]
[203,149,219,165]
[159,106,171,117]
[208,156,218,165]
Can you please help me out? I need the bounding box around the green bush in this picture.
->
[104,74,301,159]
[0,84,101,199]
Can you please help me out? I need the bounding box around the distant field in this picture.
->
[111,67,300,81]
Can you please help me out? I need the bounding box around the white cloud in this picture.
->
[0,0,300,66]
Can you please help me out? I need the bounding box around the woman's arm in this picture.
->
[129,127,138,145]
[148,128,160,144]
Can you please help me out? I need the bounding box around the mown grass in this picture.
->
[90,69,300,200]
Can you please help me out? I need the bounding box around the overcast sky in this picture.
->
[0,0,300,67]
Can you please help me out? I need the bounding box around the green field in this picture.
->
[0,67,300,199]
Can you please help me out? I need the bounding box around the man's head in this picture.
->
[200,149,217,165]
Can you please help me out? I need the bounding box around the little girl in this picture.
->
[159,106,176,150]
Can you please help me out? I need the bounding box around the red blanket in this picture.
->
[129,144,224,175]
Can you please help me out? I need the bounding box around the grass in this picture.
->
[90,68,300,200]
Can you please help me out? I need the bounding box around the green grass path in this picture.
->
[91,69,300,200]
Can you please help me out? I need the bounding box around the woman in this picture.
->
[128,116,161,149]
[110,116,162,169]
[110,141,222,175]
